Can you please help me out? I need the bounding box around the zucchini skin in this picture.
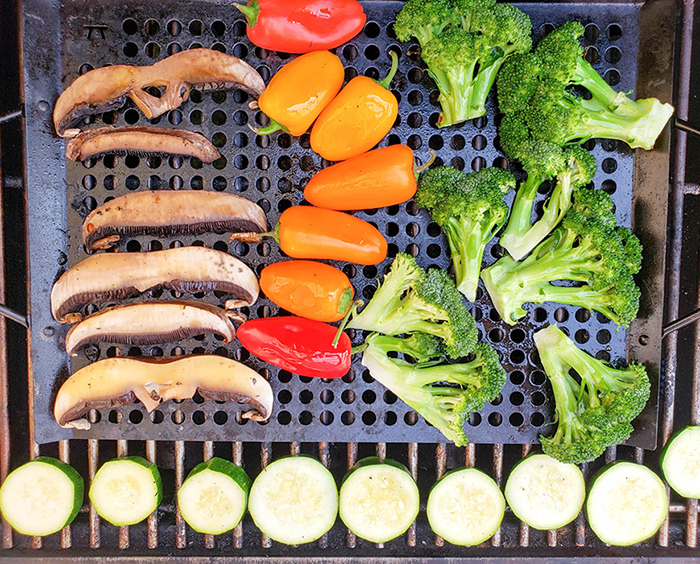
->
[660,425,700,498]
[184,457,252,495]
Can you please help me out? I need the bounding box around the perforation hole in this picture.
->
[123,42,138,57]
[607,24,622,41]
[342,411,355,425]
[122,18,138,34]
[584,23,599,42]
[404,411,418,426]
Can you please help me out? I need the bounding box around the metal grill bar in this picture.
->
[0,137,11,551]
[146,440,158,549]
[58,440,71,549]
[345,442,357,549]
[260,442,271,549]
[174,440,186,549]
[117,439,129,549]
[203,441,214,549]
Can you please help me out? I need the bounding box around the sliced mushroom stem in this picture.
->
[51,247,260,323]
[54,355,274,429]
[229,231,269,244]
[66,126,221,162]
[53,49,266,137]
[63,301,240,356]
[82,191,267,250]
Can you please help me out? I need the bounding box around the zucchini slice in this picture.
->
[661,426,700,498]
[89,456,162,526]
[0,457,83,536]
[339,457,419,543]
[586,461,668,546]
[177,458,251,535]
[427,467,505,546]
[248,456,338,545]
[504,454,585,530]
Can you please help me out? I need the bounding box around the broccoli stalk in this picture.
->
[361,333,506,446]
[534,324,650,464]
[497,22,674,151]
[481,189,642,328]
[416,166,515,301]
[500,145,597,261]
[395,0,531,127]
[348,253,478,358]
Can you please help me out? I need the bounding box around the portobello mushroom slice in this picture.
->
[66,126,221,162]
[64,301,244,356]
[51,247,259,323]
[54,49,266,137]
[54,355,273,430]
[82,191,267,251]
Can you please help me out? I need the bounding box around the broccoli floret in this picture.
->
[481,189,642,328]
[394,0,457,45]
[396,0,531,127]
[367,332,445,363]
[361,333,506,446]
[497,21,674,150]
[348,253,478,358]
[416,166,515,301]
[500,145,597,261]
[534,324,650,464]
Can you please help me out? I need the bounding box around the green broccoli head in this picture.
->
[534,324,650,464]
[497,20,674,150]
[399,0,531,127]
[348,253,478,358]
[496,53,541,114]
[417,166,514,300]
[534,21,585,84]
[394,0,457,44]
[482,189,642,327]
[361,334,506,446]
[563,145,597,189]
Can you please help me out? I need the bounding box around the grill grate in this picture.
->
[2,0,697,559]
[26,0,657,446]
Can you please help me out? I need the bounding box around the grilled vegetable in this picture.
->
[230,206,387,265]
[255,51,344,136]
[89,457,162,526]
[661,426,700,498]
[177,458,251,535]
[0,457,84,537]
[586,462,668,546]
[533,324,650,465]
[348,253,478,358]
[235,0,366,53]
[426,468,505,546]
[360,334,505,446]
[504,454,585,530]
[259,260,353,322]
[305,145,422,210]
[53,355,273,429]
[53,49,266,137]
[65,126,220,162]
[248,456,338,545]
[63,301,241,356]
[82,191,267,251]
[237,317,352,379]
[310,51,399,161]
[51,247,259,323]
[339,457,419,543]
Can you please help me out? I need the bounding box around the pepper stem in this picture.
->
[377,50,399,90]
[248,118,288,136]
[414,149,437,178]
[230,223,280,244]
[332,300,363,348]
[234,0,260,28]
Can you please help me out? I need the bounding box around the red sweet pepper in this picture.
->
[235,0,367,54]
[237,317,352,379]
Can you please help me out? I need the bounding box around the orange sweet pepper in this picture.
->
[305,144,438,210]
[256,51,344,137]
[231,206,388,265]
[310,51,399,161]
[260,260,354,322]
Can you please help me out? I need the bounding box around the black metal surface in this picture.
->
[23,0,667,446]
